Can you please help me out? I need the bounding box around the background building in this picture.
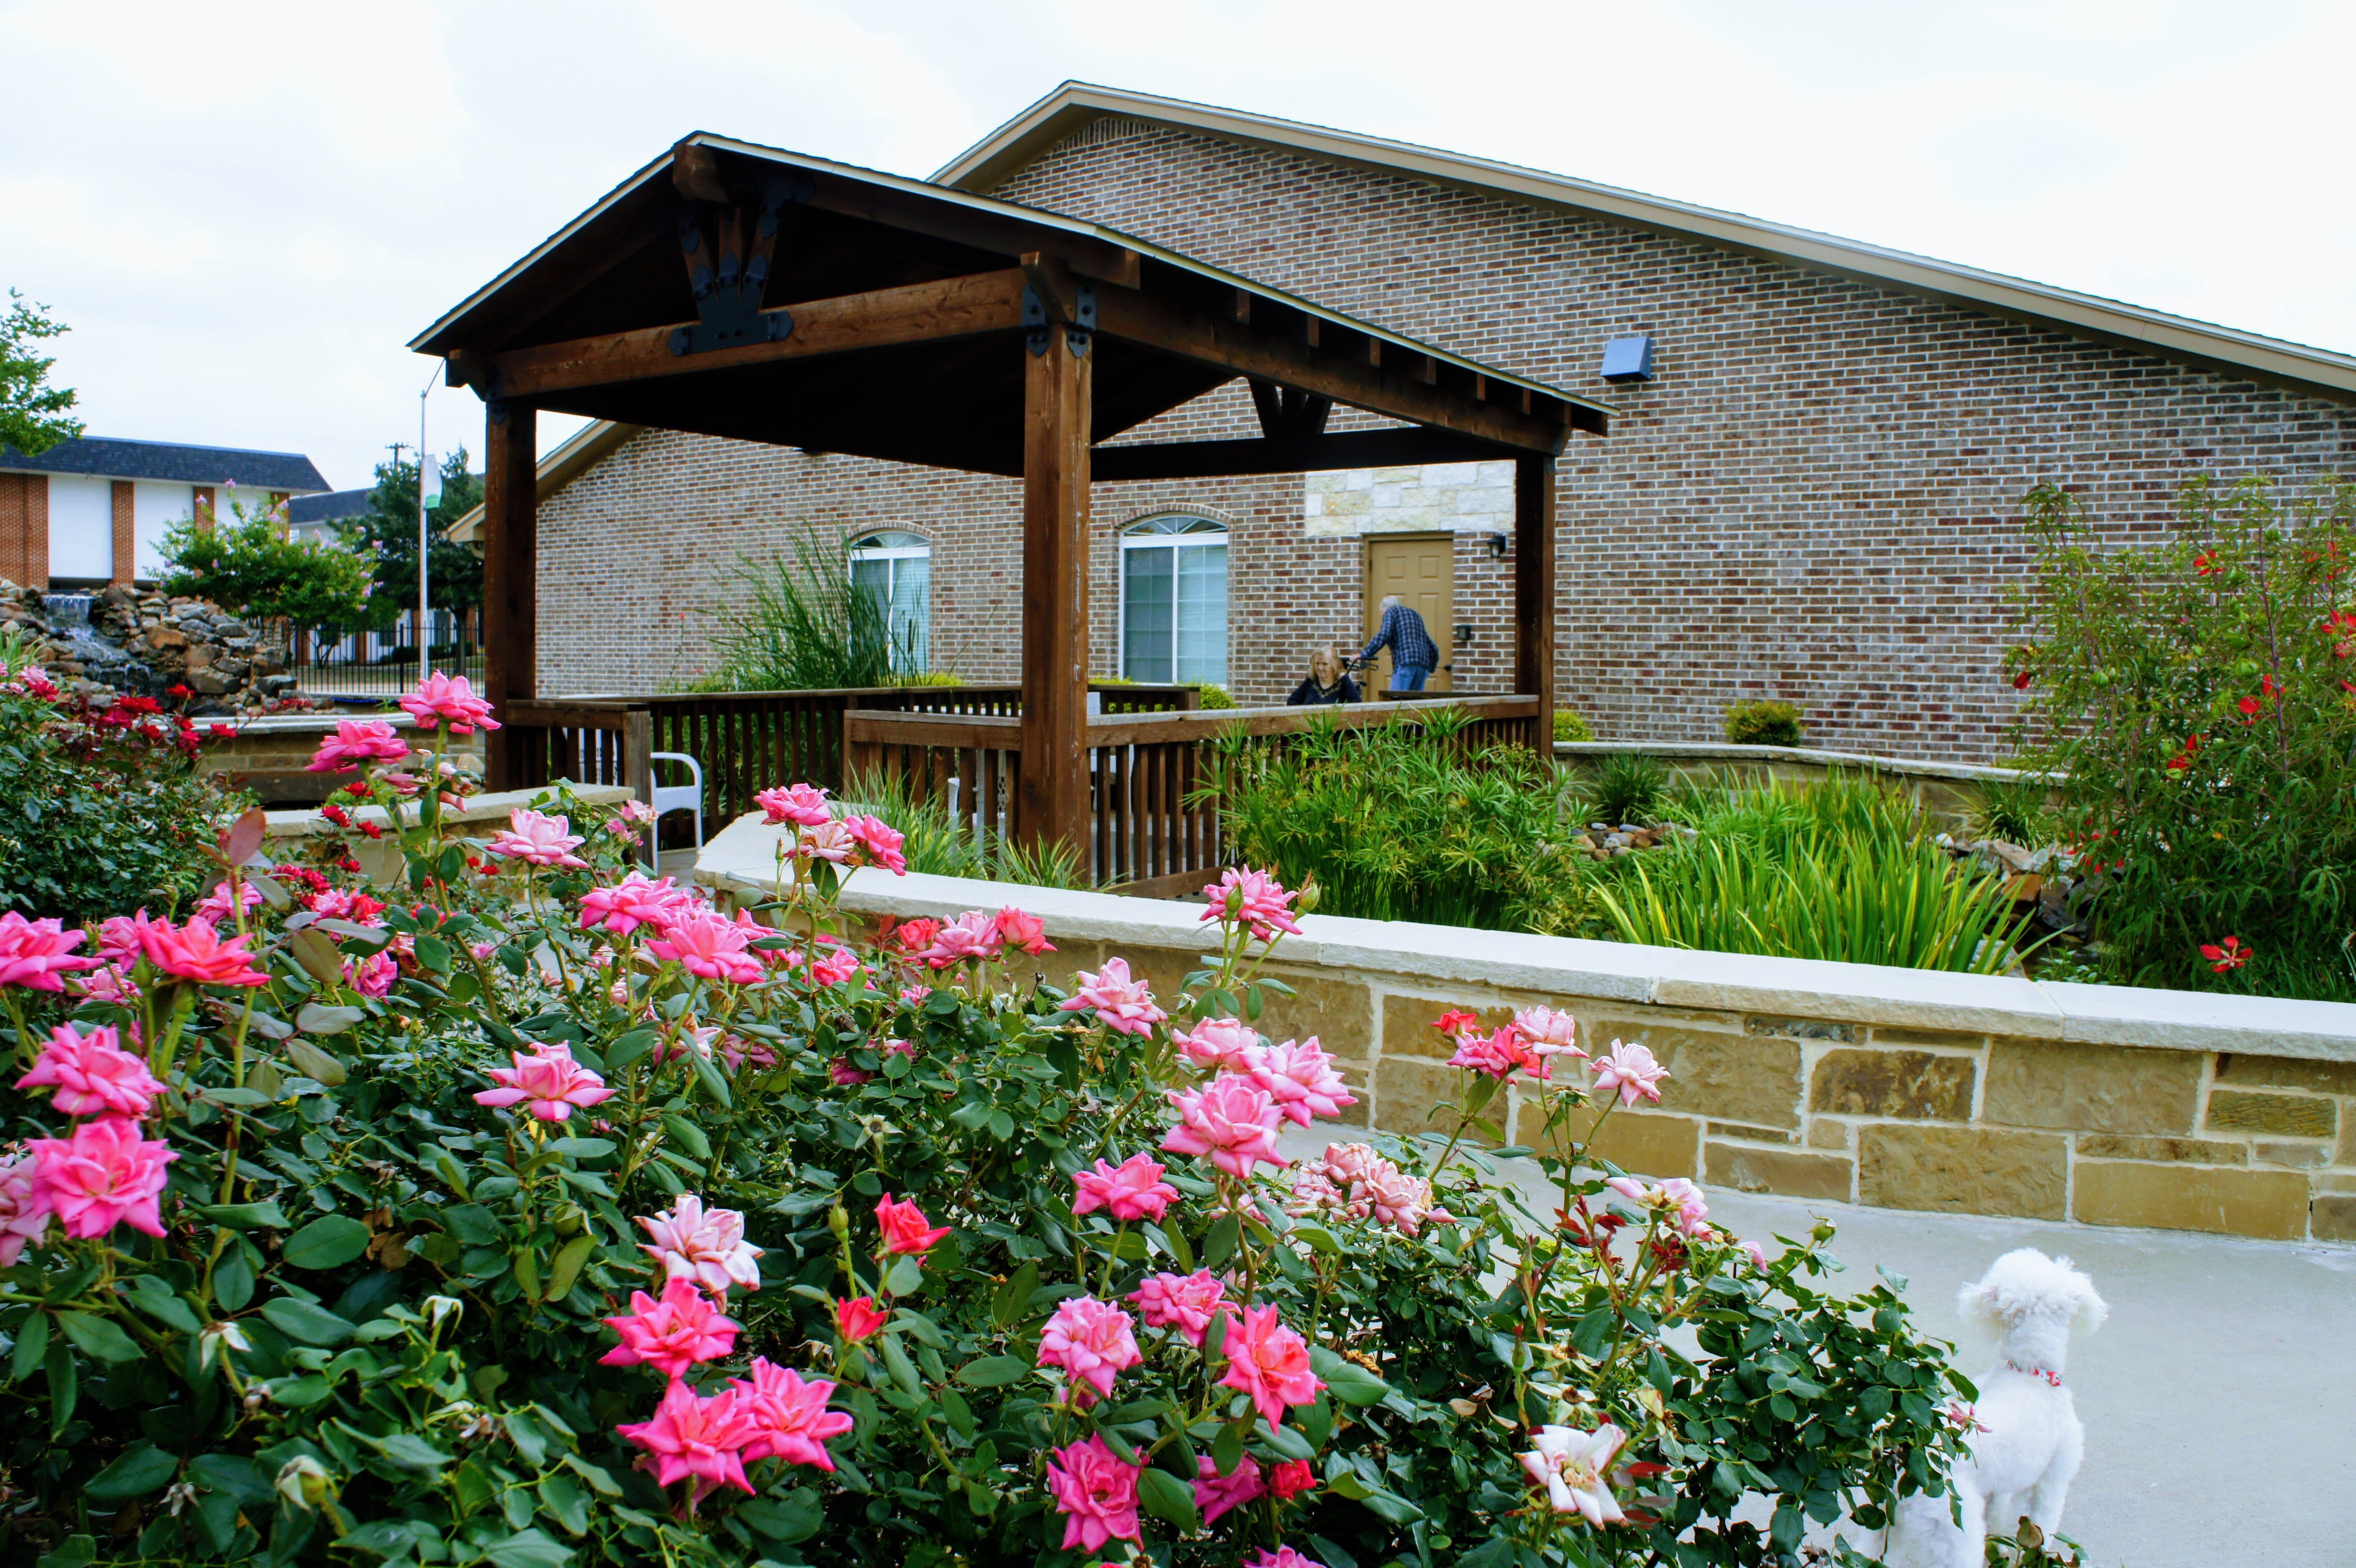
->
[0,437,330,590]
[480,85,2356,763]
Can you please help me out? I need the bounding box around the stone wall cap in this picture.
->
[1301,917,1661,1003]
[1555,739,2054,787]
[1653,949,2067,1036]
[264,782,631,837]
[2039,979,2356,1061]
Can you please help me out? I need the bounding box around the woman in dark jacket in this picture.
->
[1287,645,1361,706]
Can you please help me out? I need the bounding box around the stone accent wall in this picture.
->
[696,833,2356,1245]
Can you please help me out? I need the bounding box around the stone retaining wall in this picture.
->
[695,816,2356,1244]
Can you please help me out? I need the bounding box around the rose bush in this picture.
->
[0,670,1970,1567]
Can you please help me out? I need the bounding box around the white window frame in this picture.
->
[848,530,932,673]
[1117,515,1229,687]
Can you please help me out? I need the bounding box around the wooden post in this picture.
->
[623,709,656,868]
[1017,324,1093,861]
[1513,454,1558,749]
[481,402,538,790]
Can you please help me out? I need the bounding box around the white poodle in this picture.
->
[1883,1248,2107,1567]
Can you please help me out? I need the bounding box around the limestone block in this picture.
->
[1870,1027,1987,1048]
[2313,1195,2356,1243]
[2204,1089,2337,1140]
[1248,969,1375,1061]
[2075,1134,2246,1165]
[1705,1141,1853,1203]
[2071,1161,2310,1240]
[1857,1124,2067,1220]
[1981,1040,2200,1135]
[1539,1110,1700,1181]
[2211,1054,2356,1095]
[1372,1054,1498,1145]
[1805,1118,1851,1151]
[1707,1121,1796,1144]
[1744,1015,1856,1043]
[1616,1026,1801,1129]
[1381,994,1511,1062]
[1809,1048,1976,1120]
[2252,1141,2330,1169]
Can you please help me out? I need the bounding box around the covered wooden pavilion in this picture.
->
[412,132,1612,859]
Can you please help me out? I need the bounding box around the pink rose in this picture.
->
[1243,1036,1356,1127]
[1058,956,1167,1037]
[1071,1151,1179,1223]
[0,913,96,991]
[473,1042,615,1122]
[728,1357,854,1469]
[1128,1269,1229,1347]
[29,1118,176,1240]
[398,670,499,734]
[578,872,693,935]
[1513,1005,1585,1059]
[1037,1296,1142,1404]
[1589,1040,1670,1106]
[1218,1302,1324,1426]
[1173,1016,1258,1071]
[17,1024,166,1119]
[1162,1075,1289,1178]
[305,719,410,773]
[1201,865,1303,943]
[1194,1453,1265,1523]
[485,808,588,871]
[600,1277,739,1378]
[646,911,766,986]
[1044,1436,1142,1554]
[917,910,1003,969]
[842,813,907,874]
[138,916,268,988]
[0,1154,52,1265]
[992,907,1054,955]
[875,1193,949,1255]
[615,1379,754,1501]
[755,782,832,827]
[191,880,263,926]
[637,1193,763,1297]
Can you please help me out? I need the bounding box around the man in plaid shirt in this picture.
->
[1359,595,1440,693]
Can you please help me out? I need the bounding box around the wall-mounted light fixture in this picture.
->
[1601,334,1655,383]
[1482,531,1508,560]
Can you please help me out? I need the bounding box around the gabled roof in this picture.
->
[0,437,331,491]
[287,487,376,527]
[937,83,2356,405]
[410,132,1607,477]
[445,422,640,544]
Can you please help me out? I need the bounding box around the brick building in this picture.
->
[0,437,330,590]
[484,84,2356,762]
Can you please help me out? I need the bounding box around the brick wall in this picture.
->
[0,473,43,588]
[528,115,2356,759]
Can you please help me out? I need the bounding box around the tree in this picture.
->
[0,289,84,457]
[158,499,375,626]
[337,448,485,632]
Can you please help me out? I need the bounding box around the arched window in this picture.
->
[1120,516,1228,685]
[849,530,931,673]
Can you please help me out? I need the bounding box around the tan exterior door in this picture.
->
[1362,532,1453,693]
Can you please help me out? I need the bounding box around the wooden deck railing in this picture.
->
[843,693,1543,892]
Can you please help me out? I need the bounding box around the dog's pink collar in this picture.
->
[2006,1360,2063,1387]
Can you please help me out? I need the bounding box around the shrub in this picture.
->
[0,642,247,925]
[841,765,1090,889]
[1207,710,1597,932]
[1553,708,1593,743]
[1964,775,2056,849]
[2007,476,2356,998]
[159,501,376,629]
[1189,682,1238,711]
[1723,700,1805,748]
[1575,752,1668,828]
[0,689,1970,1566]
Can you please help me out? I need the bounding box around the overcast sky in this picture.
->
[5,0,2350,489]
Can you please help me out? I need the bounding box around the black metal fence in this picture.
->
[289,609,484,701]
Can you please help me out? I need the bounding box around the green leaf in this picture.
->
[294,1002,364,1036]
[658,1113,710,1161]
[365,1430,454,1473]
[481,1527,575,1568]
[548,1136,615,1159]
[604,1029,657,1071]
[561,1453,620,1497]
[195,1200,290,1231]
[283,1036,348,1086]
[283,1214,372,1269]
[1135,1466,1200,1532]
[1309,1346,1390,1407]
[1210,1419,1245,1479]
[35,1535,95,1568]
[11,1311,48,1383]
[86,1445,179,1499]
[414,934,452,973]
[285,928,344,986]
[45,1334,76,1435]
[121,1282,202,1335]
[55,1310,142,1364]
[735,1491,824,1545]
[985,1109,1015,1141]
[1203,1214,1241,1269]
[688,1050,733,1108]
[212,1248,255,1311]
[990,1261,1039,1328]
[883,1253,926,1298]
[259,1297,356,1347]
[954,1355,1032,1388]
[878,1333,924,1400]
[544,1235,595,1302]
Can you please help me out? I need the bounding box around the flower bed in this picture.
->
[0,671,1973,1566]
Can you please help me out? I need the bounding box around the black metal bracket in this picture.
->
[670,173,813,357]
[1023,282,1096,358]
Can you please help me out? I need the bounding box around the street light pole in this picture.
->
[417,382,431,684]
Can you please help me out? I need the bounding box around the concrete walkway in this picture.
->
[1292,1133,2355,1567]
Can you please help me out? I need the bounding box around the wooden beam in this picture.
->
[1230,289,1252,325]
[482,402,539,791]
[1246,377,1284,439]
[1093,425,1518,481]
[1018,324,1093,863]
[671,141,730,203]
[1514,454,1559,729]
[469,268,1028,398]
[1095,288,1575,452]
[1019,251,1079,323]
[796,167,1142,288]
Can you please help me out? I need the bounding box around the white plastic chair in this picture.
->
[646,752,704,867]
